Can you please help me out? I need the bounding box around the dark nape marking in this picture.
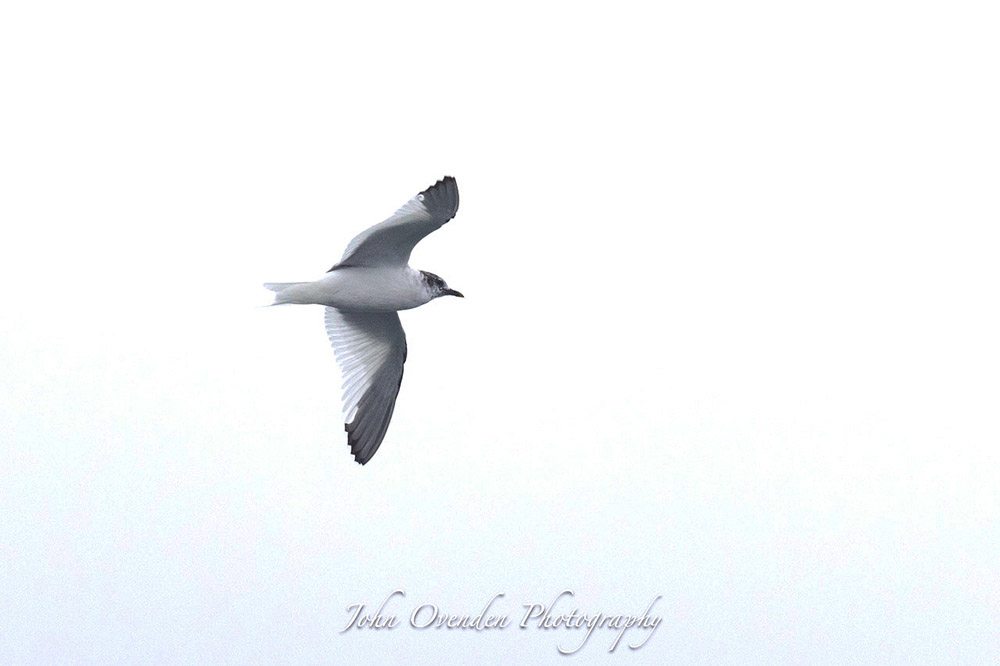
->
[419,270,446,291]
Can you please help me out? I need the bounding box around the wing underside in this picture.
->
[324,307,408,464]
[329,176,459,270]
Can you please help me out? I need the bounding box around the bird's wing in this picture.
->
[324,307,407,465]
[330,176,459,269]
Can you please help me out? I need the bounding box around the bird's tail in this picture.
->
[263,282,306,305]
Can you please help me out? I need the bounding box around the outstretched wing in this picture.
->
[330,176,459,270]
[324,307,408,465]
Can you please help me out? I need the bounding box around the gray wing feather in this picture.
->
[324,307,407,465]
[330,176,459,270]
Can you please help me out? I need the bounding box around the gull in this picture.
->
[265,176,463,465]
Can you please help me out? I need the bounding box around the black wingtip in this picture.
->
[346,422,383,465]
[422,175,456,190]
[344,423,368,465]
[418,176,459,221]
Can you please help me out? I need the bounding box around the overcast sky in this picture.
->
[2,1,998,664]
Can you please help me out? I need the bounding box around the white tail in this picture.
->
[263,282,306,305]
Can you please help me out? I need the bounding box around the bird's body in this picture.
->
[265,176,462,465]
[267,266,434,311]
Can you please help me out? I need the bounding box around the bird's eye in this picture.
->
[417,194,425,201]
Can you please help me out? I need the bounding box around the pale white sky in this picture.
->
[2,1,998,664]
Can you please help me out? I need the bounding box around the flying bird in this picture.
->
[265,176,463,465]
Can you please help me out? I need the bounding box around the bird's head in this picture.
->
[420,270,464,300]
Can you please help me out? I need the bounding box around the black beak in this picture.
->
[443,288,464,298]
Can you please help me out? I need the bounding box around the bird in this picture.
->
[264,176,463,465]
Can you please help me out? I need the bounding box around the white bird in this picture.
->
[265,176,463,465]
